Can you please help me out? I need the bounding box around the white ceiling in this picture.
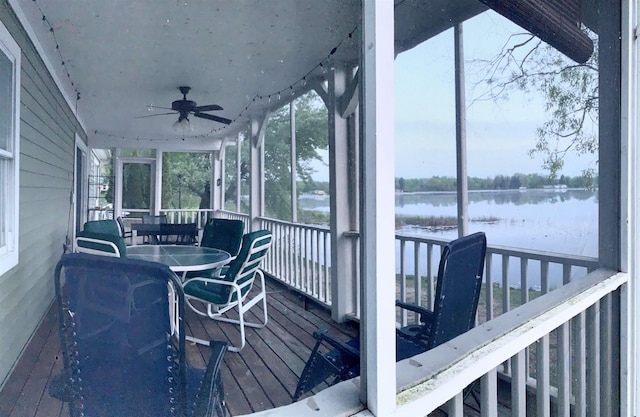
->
[10,0,486,151]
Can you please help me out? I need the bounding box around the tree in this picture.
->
[162,152,211,209]
[472,29,599,180]
[263,91,329,220]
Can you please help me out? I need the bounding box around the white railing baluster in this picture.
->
[575,312,587,417]
[520,258,529,306]
[485,254,494,321]
[502,254,510,313]
[426,243,434,308]
[541,260,550,294]
[481,368,498,417]
[600,293,613,417]
[557,322,571,417]
[587,302,601,417]
[413,241,421,322]
[399,239,407,325]
[447,392,464,417]
[536,335,550,417]
[511,351,527,416]
[324,231,330,304]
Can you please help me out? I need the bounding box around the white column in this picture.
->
[360,0,396,414]
[250,113,268,231]
[621,0,637,415]
[329,65,356,322]
[236,132,242,212]
[290,100,298,222]
[211,150,223,211]
[154,150,162,215]
[454,23,469,237]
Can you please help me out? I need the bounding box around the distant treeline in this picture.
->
[297,173,596,194]
[396,173,595,192]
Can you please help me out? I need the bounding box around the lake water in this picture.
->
[299,188,598,288]
[300,188,597,257]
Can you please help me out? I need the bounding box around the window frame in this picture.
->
[0,19,21,276]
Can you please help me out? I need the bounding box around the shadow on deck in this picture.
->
[0,278,357,417]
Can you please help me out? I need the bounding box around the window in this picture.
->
[0,20,20,276]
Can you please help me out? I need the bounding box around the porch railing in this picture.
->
[212,210,620,416]
[159,208,216,229]
[395,269,625,416]
[256,216,332,306]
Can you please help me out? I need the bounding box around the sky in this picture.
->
[393,11,597,180]
[308,10,597,182]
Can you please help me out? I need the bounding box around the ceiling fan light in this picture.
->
[172,117,193,133]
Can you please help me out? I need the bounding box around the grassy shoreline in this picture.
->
[299,210,501,230]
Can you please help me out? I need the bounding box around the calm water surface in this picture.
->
[300,188,597,257]
[300,189,598,289]
[395,189,598,257]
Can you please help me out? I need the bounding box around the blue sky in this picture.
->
[309,11,597,182]
[393,11,597,180]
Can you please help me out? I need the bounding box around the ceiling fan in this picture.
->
[137,86,232,130]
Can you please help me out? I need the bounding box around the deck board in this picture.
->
[0,277,497,416]
[0,278,357,417]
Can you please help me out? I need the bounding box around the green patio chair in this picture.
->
[83,219,121,236]
[75,231,127,257]
[183,230,272,352]
[116,216,133,243]
[200,218,245,259]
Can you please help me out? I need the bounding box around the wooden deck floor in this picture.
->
[0,278,358,417]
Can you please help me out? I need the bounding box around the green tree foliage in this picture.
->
[263,92,328,220]
[162,152,211,209]
[472,30,599,180]
[223,92,328,220]
[396,173,596,192]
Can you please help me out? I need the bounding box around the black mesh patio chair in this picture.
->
[159,223,199,245]
[116,216,133,244]
[293,232,487,401]
[50,253,227,417]
[142,214,168,244]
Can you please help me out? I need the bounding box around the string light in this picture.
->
[32,0,81,106]
[37,2,359,141]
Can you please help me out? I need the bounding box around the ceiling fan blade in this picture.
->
[193,112,232,125]
[195,104,223,112]
[134,112,176,119]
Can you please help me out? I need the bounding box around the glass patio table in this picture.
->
[127,245,231,340]
[127,245,231,280]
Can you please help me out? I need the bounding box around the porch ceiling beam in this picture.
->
[311,78,329,108]
[339,67,359,118]
[250,111,270,148]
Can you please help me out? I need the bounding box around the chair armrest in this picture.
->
[183,275,251,292]
[396,300,435,325]
[192,340,227,417]
[313,329,360,360]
